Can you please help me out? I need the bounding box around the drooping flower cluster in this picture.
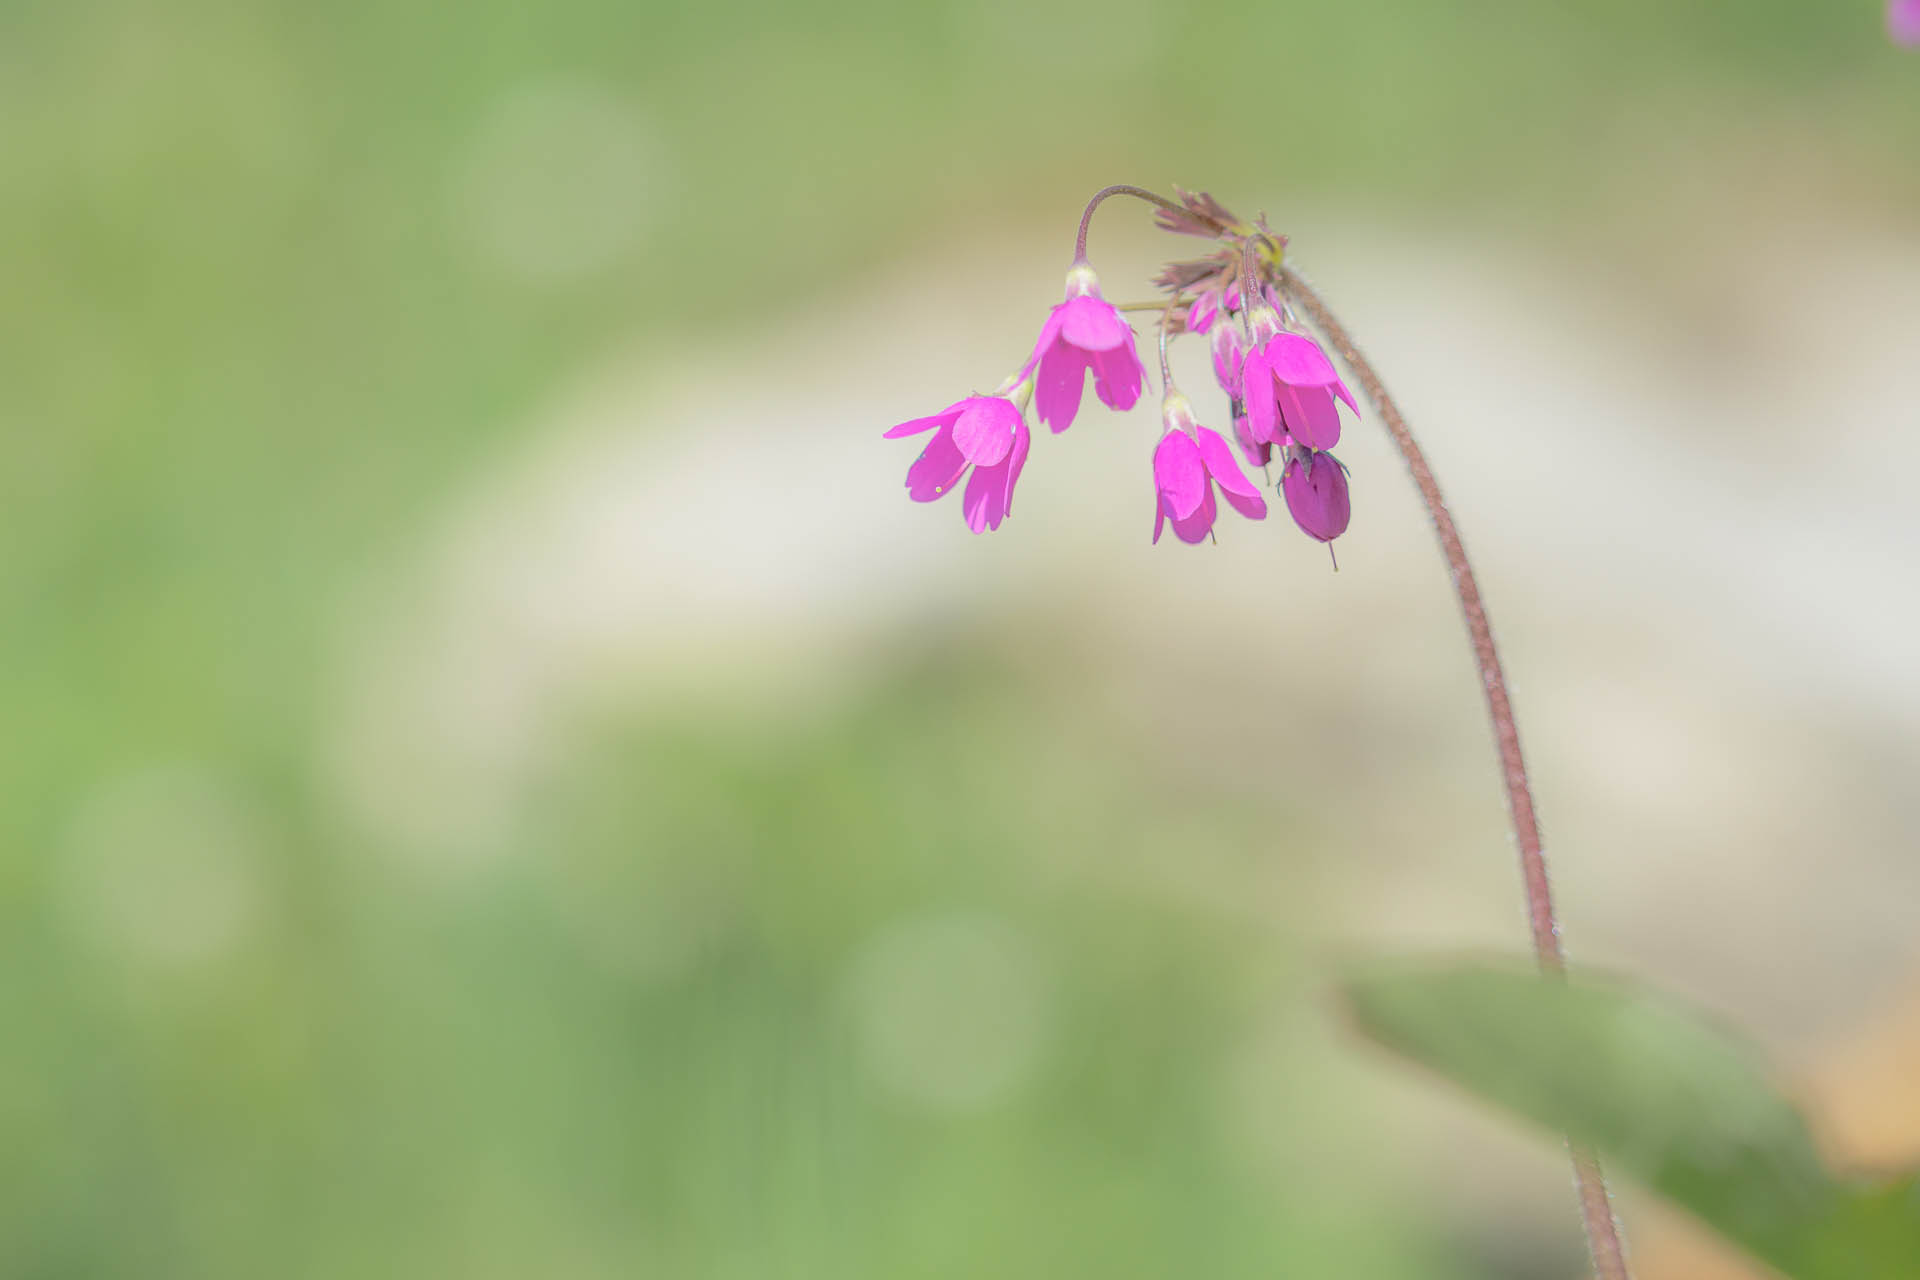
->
[884,187,1352,552]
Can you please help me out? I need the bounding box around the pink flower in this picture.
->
[1243,330,1357,451]
[1193,283,1282,338]
[1281,447,1351,543]
[1186,288,1221,335]
[884,391,1032,533]
[1894,0,1920,44]
[1151,393,1267,544]
[1029,265,1146,433]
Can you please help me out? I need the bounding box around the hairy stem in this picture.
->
[1278,266,1631,1280]
[1156,299,1178,387]
[1073,185,1188,264]
[1239,235,1263,339]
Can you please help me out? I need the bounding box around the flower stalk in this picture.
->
[879,186,1633,1278]
[1278,264,1631,1280]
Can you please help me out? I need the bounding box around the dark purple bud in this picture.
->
[1281,449,1351,542]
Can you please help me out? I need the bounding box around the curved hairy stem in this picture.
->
[1278,266,1631,1280]
[1156,299,1179,387]
[1073,185,1187,264]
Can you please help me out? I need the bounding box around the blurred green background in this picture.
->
[4,2,1918,1276]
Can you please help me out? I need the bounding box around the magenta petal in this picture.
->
[963,422,1027,532]
[1058,295,1131,352]
[1186,290,1219,335]
[1243,353,1280,444]
[1283,452,1352,541]
[1219,482,1267,521]
[1331,376,1359,415]
[1152,492,1167,544]
[1278,384,1342,450]
[964,419,1031,532]
[950,396,1017,466]
[1196,428,1262,499]
[883,405,962,439]
[1020,308,1066,380]
[1168,483,1217,544]
[1152,430,1207,521]
[1263,332,1341,387]
[1232,415,1271,471]
[1090,341,1145,412]
[1001,420,1030,514]
[961,467,993,533]
[1199,428,1268,522]
[906,426,969,502]
[1035,343,1090,433]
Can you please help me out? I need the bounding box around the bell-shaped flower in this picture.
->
[1028,264,1146,433]
[884,389,1032,533]
[1243,327,1357,451]
[1151,392,1267,544]
[1280,447,1351,543]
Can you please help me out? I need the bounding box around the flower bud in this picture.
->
[1210,323,1246,398]
[1281,448,1351,542]
[1186,289,1220,335]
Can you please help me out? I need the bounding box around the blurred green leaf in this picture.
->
[1343,960,1920,1280]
